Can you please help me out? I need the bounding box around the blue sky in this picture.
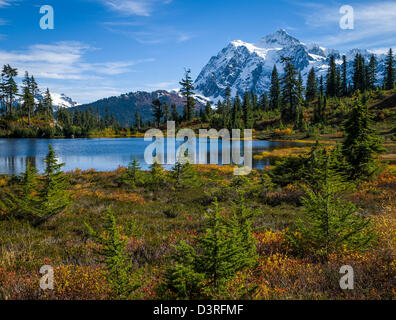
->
[1,0,396,103]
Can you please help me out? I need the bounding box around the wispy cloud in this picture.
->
[100,1,190,44]
[99,0,172,16]
[105,23,192,44]
[301,1,396,48]
[0,41,154,80]
[0,0,20,7]
[144,81,177,90]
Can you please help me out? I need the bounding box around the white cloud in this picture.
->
[0,41,156,103]
[106,25,192,44]
[100,0,172,16]
[144,81,176,89]
[302,1,396,48]
[0,41,154,80]
[0,0,17,7]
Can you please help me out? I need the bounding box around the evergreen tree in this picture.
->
[313,96,322,124]
[203,102,211,123]
[384,48,395,90]
[119,157,142,189]
[171,104,179,124]
[326,55,338,97]
[353,54,366,92]
[152,98,163,127]
[22,72,34,126]
[280,57,299,122]
[86,209,141,299]
[368,55,377,91]
[163,199,257,298]
[21,161,38,197]
[104,107,111,127]
[321,96,327,125]
[57,107,72,127]
[149,160,165,190]
[341,55,348,96]
[335,65,341,97]
[259,92,269,111]
[306,68,317,102]
[288,147,374,260]
[342,100,386,180]
[231,95,242,129]
[269,65,281,110]
[250,91,258,112]
[313,95,326,125]
[0,64,18,115]
[179,69,196,121]
[0,146,70,226]
[135,109,141,130]
[295,72,305,129]
[172,160,197,188]
[163,102,170,124]
[242,91,253,128]
[43,88,53,122]
[162,240,204,299]
[36,145,71,226]
[0,161,39,222]
[319,75,324,96]
[223,87,232,128]
[198,199,257,295]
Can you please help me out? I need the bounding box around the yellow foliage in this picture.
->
[373,208,396,254]
[0,178,7,187]
[274,128,294,136]
[254,147,310,159]
[44,265,111,300]
[195,164,235,175]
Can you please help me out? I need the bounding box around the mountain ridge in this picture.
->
[194,29,387,101]
[73,29,389,125]
[74,90,206,126]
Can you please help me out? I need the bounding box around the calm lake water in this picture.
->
[0,138,305,175]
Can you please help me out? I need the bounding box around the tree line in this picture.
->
[0,64,121,137]
[161,48,395,132]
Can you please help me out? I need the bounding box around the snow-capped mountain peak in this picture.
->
[16,91,78,110]
[256,29,301,49]
[194,30,387,101]
[51,93,78,109]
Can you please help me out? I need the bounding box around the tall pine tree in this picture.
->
[179,69,196,121]
[384,48,395,90]
[152,98,163,127]
[269,65,281,110]
[280,57,299,122]
[326,55,338,97]
[341,55,348,96]
[306,68,317,102]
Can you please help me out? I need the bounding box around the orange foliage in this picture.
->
[73,189,145,204]
[273,128,294,136]
[195,164,235,175]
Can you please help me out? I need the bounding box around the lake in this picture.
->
[0,138,306,175]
